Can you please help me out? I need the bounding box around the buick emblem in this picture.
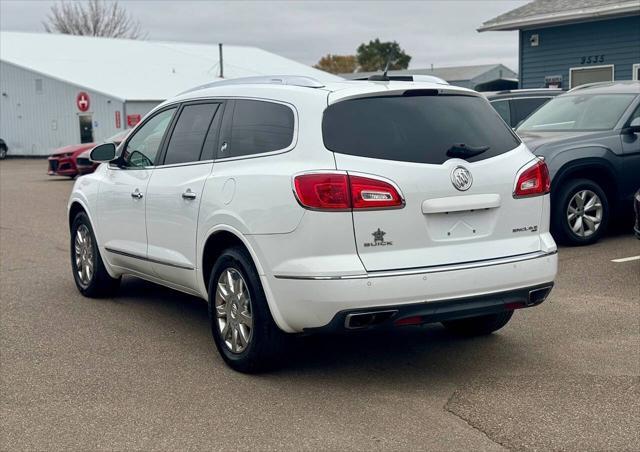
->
[451,166,473,191]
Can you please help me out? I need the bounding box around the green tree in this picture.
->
[314,54,358,74]
[356,39,411,72]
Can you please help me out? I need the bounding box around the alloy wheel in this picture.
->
[215,268,253,353]
[567,189,602,237]
[74,224,94,286]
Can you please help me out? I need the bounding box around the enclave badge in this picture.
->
[364,228,393,247]
[451,166,473,191]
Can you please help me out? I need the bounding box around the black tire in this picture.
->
[0,146,7,159]
[551,178,609,246]
[442,311,513,336]
[70,212,120,297]
[208,246,288,373]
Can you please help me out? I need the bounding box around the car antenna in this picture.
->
[368,50,394,82]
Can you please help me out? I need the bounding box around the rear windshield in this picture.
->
[322,94,520,165]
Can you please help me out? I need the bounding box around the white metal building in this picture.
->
[340,64,519,91]
[0,31,341,156]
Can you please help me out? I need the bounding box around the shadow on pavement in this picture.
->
[113,276,525,381]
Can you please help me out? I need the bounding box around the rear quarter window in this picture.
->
[322,94,520,165]
[224,99,295,158]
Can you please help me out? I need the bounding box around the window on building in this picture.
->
[570,65,614,89]
[163,103,220,165]
[35,78,43,94]
[633,64,640,81]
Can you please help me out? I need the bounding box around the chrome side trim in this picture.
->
[105,247,195,271]
[273,250,557,280]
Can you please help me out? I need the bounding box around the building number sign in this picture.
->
[580,55,605,65]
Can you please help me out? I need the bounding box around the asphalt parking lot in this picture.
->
[1,158,639,451]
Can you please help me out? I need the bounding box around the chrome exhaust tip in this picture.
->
[344,310,398,329]
[528,285,553,306]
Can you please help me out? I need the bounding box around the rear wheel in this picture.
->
[442,311,513,336]
[552,178,608,246]
[70,212,120,297]
[208,246,288,373]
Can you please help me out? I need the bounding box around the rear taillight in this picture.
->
[293,172,404,211]
[513,159,550,198]
[350,175,404,209]
[293,174,351,210]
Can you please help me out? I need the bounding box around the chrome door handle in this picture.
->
[182,189,197,200]
[131,190,143,199]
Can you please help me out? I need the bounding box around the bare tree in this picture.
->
[43,0,146,39]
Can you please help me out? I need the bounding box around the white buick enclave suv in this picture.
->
[68,75,558,372]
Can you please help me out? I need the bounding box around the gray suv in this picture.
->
[516,81,640,245]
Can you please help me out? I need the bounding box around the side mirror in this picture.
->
[90,142,116,162]
[622,117,640,135]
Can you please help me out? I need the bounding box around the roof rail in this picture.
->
[350,74,449,85]
[180,75,325,95]
[495,88,564,94]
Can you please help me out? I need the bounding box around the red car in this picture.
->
[47,131,128,177]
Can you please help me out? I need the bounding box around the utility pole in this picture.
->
[219,43,224,78]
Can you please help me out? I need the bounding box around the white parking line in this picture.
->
[611,256,640,263]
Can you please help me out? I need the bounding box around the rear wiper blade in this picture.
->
[446,143,490,159]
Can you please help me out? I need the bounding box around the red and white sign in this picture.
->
[127,114,141,127]
[76,92,90,112]
[115,111,121,129]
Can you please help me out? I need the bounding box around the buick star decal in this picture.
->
[364,228,393,247]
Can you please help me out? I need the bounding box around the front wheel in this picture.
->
[552,179,609,246]
[442,311,513,336]
[70,212,120,297]
[0,146,7,159]
[208,246,288,373]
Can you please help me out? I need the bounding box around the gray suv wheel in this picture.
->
[552,179,609,246]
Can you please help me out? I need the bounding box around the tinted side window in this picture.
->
[123,108,176,167]
[627,104,640,124]
[323,94,520,165]
[511,98,549,127]
[226,100,294,157]
[490,100,511,126]
[163,103,220,165]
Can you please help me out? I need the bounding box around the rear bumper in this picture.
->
[306,283,554,333]
[263,250,558,333]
